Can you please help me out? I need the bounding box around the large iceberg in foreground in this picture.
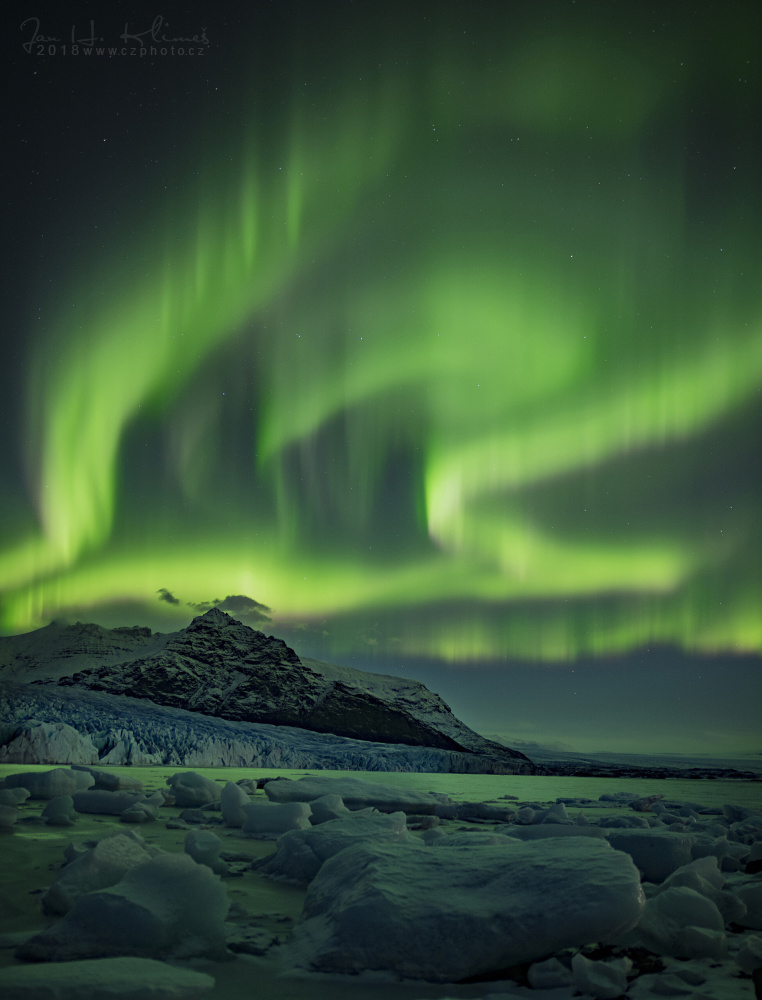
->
[287,837,645,981]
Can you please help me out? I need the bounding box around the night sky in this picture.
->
[2,1,761,755]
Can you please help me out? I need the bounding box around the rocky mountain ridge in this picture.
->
[1,609,536,774]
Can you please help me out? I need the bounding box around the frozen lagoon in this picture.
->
[1,764,761,1000]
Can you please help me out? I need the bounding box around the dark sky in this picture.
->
[2,1,761,753]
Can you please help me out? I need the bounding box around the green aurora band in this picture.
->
[2,6,761,662]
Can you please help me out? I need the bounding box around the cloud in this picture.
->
[157,589,272,624]
[157,588,180,605]
[215,594,272,621]
[189,599,221,613]
[188,593,272,624]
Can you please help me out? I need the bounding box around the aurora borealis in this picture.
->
[3,2,761,752]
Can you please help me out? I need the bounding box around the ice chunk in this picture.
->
[42,794,78,827]
[4,767,92,799]
[120,801,159,824]
[253,811,410,882]
[287,837,644,980]
[0,955,215,999]
[455,801,516,821]
[674,854,725,889]
[571,953,632,999]
[0,788,30,806]
[241,801,312,838]
[514,806,535,824]
[690,834,731,864]
[263,774,450,814]
[650,972,701,995]
[184,830,226,874]
[0,803,18,831]
[736,883,762,930]
[307,793,351,825]
[527,956,573,988]
[504,824,607,841]
[626,885,725,957]
[434,831,517,848]
[735,934,762,973]
[659,856,746,925]
[630,795,665,812]
[541,802,569,823]
[73,790,151,816]
[18,853,229,961]
[721,840,751,871]
[220,780,250,828]
[71,766,143,792]
[605,815,651,828]
[730,817,762,846]
[165,772,222,807]
[674,924,727,960]
[605,829,694,882]
[43,832,157,915]
[723,803,752,822]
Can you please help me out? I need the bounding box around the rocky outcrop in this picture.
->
[3,609,536,773]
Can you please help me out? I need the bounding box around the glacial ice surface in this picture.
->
[0,683,520,772]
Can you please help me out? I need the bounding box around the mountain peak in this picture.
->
[188,607,239,628]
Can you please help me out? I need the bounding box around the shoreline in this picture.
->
[537,762,761,781]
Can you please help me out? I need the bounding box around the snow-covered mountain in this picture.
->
[0,609,536,774]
